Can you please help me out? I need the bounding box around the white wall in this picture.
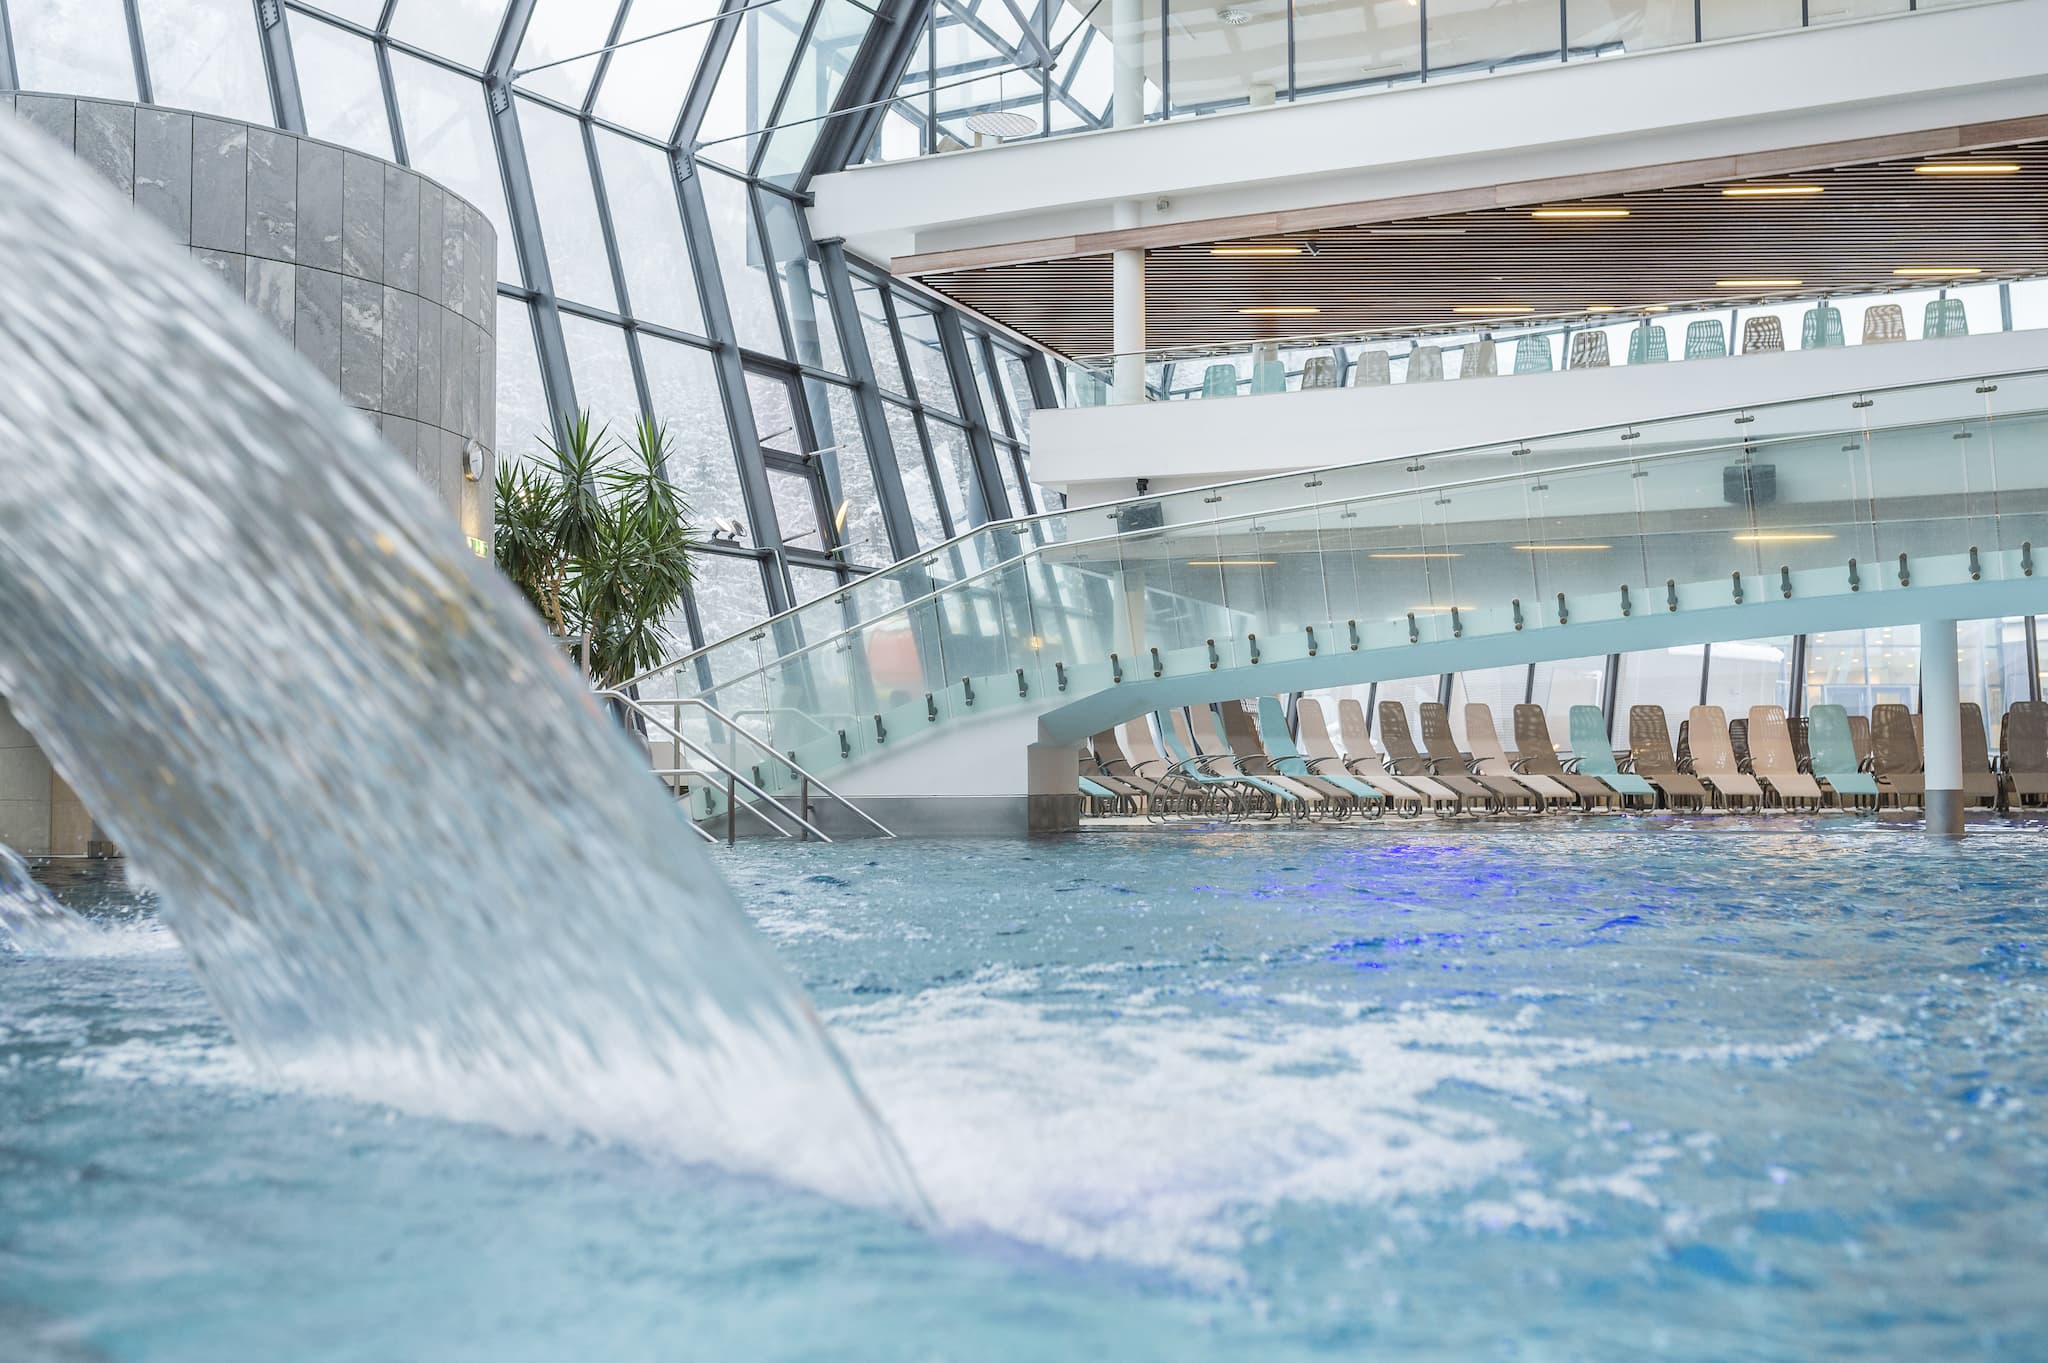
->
[1033,329,2048,506]
[811,0,2048,266]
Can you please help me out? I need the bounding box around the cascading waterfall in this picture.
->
[0,843,91,953]
[0,118,930,1220]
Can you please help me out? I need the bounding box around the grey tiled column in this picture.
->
[2,92,498,552]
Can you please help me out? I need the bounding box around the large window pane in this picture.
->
[1448,665,1529,751]
[924,417,981,529]
[851,275,905,394]
[517,99,617,311]
[693,0,813,172]
[757,0,875,185]
[1613,647,1706,730]
[640,335,747,528]
[997,351,1037,441]
[138,0,273,123]
[756,190,841,372]
[1960,618,2029,726]
[1805,627,1920,715]
[698,168,784,356]
[1370,676,1443,745]
[593,130,704,333]
[289,14,395,160]
[513,0,619,106]
[388,52,518,280]
[592,0,716,138]
[495,296,554,463]
[557,313,643,448]
[810,380,890,566]
[894,295,957,415]
[690,550,771,646]
[386,0,503,69]
[1703,637,1793,715]
[8,0,139,100]
[1530,655,1606,755]
[884,402,946,547]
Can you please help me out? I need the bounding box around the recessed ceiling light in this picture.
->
[1237,306,1321,315]
[1721,184,1825,197]
[1368,551,1462,559]
[1532,207,1630,219]
[1452,305,1534,314]
[1585,304,1620,312]
[1732,531,1836,543]
[1187,559,1276,566]
[1368,226,1468,236]
[1892,266,1982,276]
[1512,544,1612,551]
[1915,162,2020,175]
[1643,305,1670,312]
[1216,6,1254,24]
[1210,244,1305,256]
[1715,279,1803,287]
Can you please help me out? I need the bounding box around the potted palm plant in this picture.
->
[493,411,699,690]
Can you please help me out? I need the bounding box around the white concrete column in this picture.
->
[0,698,54,857]
[1110,0,1148,406]
[1921,617,1965,837]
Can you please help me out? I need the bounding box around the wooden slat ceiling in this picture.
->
[918,142,2048,357]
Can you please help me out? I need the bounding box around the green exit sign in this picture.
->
[467,536,487,558]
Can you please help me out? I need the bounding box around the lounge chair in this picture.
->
[1089,727,1163,809]
[1298,699,1421,813]
[1380,701,1494,810]
[1510,704,1617,808]
[1465,704,1575,807]
[1686,706,1764,809]
[1256,697,1388,815]
[1567,706,1656,805]
[1420,701,1539,809]
[1847,714,1873,767]
[1748,705,1824,808]
[1217,700,1330,815]
[2000,702,2048,807]
[1338,698,1461,811]
[1190,703,1310,815]
[1960,703,2002,807]
[1156,708,1257,816]
[1804,704,1880,808]
[1627,706,1710,810]
[1870,704,1926,808]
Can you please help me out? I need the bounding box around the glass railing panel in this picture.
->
[1165,10,1290,118]
[1295,0,1422,100]
[1567,0,1697,57]
[1427,0,1562,78]
[1984,376,2048,568]
[1252,504,1334,637]
[1864,409,1976,590]
[1525,458,1647,621]
[1427,468,1541,632]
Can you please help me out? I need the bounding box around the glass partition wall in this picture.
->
[0,0,1065,653]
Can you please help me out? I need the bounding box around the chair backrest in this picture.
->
[1512,334,1554,373]
[2003,701,2048,772]
[1687,705,1740,775]
[1568,331,1610,369]
[1961,702,1993,775]
[1847,713,1872,763]
[1788,715,1811,766]
[1352,351,1391,386]
[1626,324,1668,364]
[1871,703,1923,776]
[1746,705,1799,775]
[1091,728,1131,770]
[1924,296,1969,339]
[1201,363,1239,397]
[1156,710,1196,764]
[1300,355,1339,389]
[1569,706,1619,773]
[1800,303,1845,349]
[1123,717,1166,768]
[1463,336,1498,377]
[1189,702,1231,754]
[1861,303,1907,344]
[1256,696,1305,761]
[1074,370,1109,406]
[1513,704,1568,773]
[1249,358,1287,395]
[1729,717,1751,766]
[1684,318,1727,359]
[1741,315,1784,353]
[1418,702,1466,764]
[1337,698,1380,763]
[1806,704,1861,775]
[1218,699,1267,759]
[1296,698,1342,762]
[1464,704,1510,763]
[1627,705,1680,774]
[1406,345,1443,382]
[1378,701,1424,762]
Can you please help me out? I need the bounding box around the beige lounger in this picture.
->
[1686,705,1764,808]
[1870,704,1925,808]
[1747,705,1824,807]
[1298,699,1423,812]
[1510,704,1616,807]
[1338,699,1462,810]
[1464,704,1575,807]
[1960,702,2002,807]
[1090,728,1163,805]
[1627,706,1710,809]
[1380,701,1493,809]
[1420,702,1538,809]
[1216,701,1332,811]
[2000,702,2048,806]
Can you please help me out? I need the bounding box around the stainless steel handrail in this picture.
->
[605,691,824,842]
[629,694,896,840]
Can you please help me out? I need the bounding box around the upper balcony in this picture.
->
[811,0,2048,270]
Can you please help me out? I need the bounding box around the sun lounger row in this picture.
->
[1080,697,2048,818]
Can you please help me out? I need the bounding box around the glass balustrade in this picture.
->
[631,368,2048,775]
[1064,281,2029,406]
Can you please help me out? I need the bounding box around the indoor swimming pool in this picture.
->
[4,824,2043,1361]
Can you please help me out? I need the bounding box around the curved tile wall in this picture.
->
[1,92,497,548]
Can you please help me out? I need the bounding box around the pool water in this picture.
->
[3,823,2045,1360]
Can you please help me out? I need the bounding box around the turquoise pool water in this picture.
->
[3,824,2044,1360]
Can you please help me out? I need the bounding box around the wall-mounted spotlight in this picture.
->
[462,438,485,482]
[710,517,745,546]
